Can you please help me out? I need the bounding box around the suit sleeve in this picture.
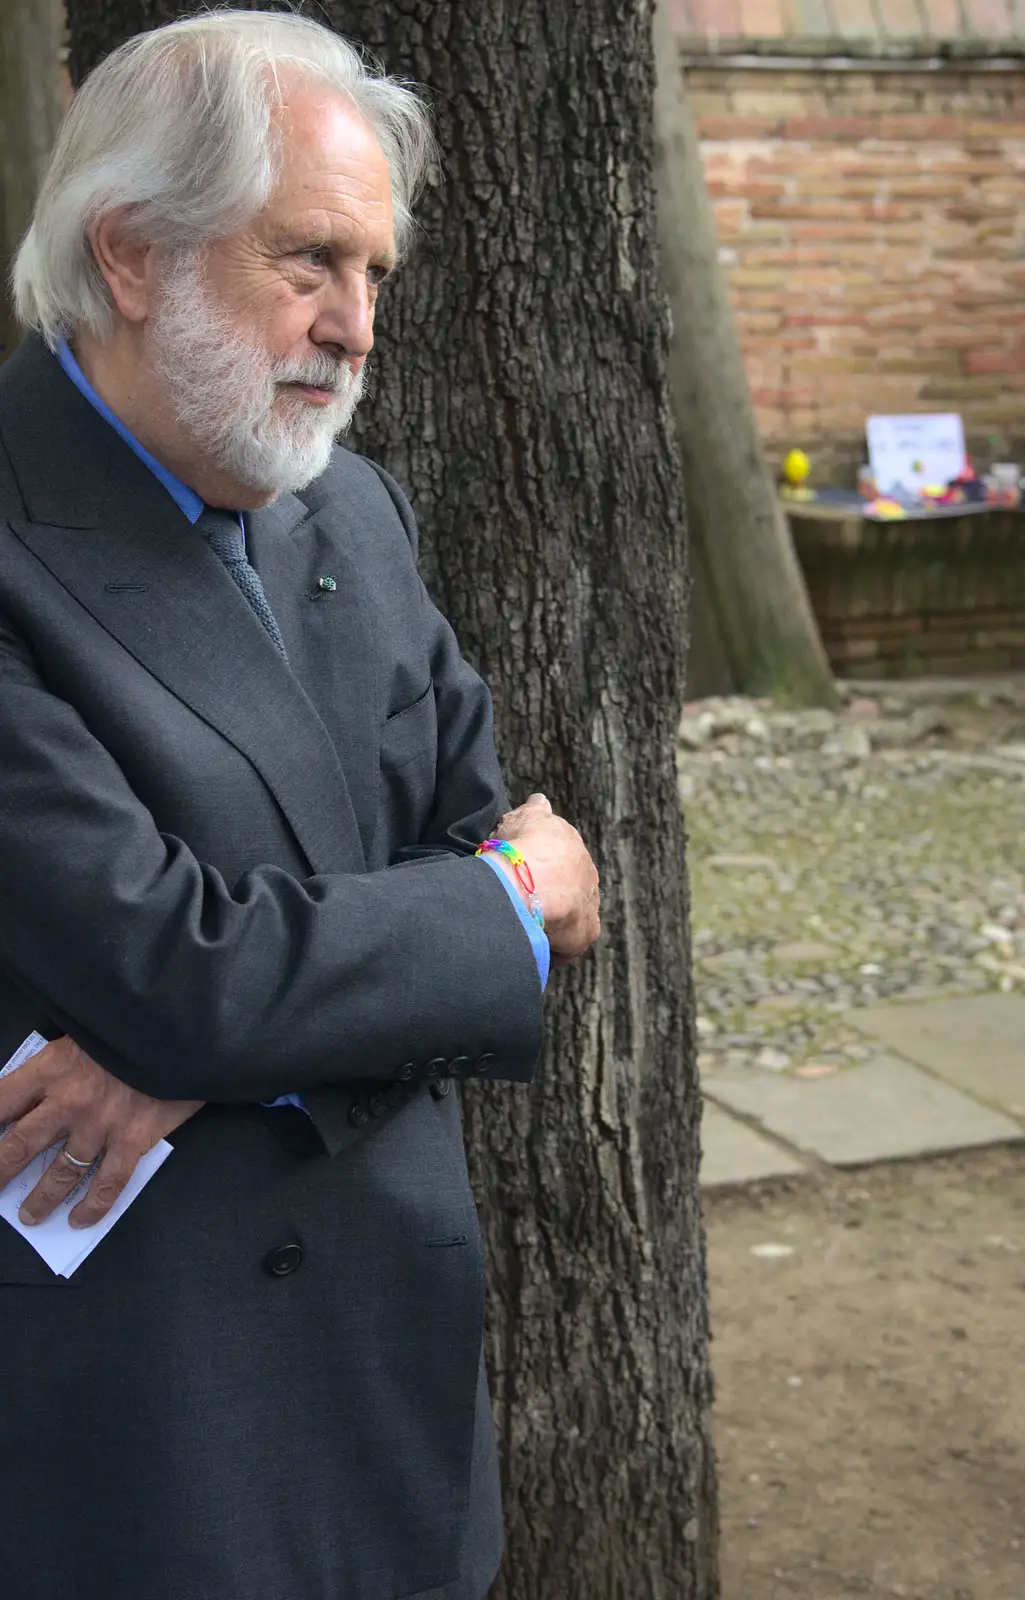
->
[400,574,551,988]
[361,462,550,987]
[361,462,550,988]
[0,604,545,1103]
[362,458,512,861]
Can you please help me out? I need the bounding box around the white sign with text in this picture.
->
[866,413,966,496]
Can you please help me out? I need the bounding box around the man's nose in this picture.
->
[312,271,375,359]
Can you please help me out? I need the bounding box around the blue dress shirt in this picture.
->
[55,340,549,1104]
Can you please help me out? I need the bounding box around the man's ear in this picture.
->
[87,209,157,325]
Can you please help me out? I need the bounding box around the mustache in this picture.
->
[273,355,356,393]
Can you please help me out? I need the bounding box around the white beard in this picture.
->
[149,250,367,497]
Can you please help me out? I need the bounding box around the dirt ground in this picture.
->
[707,1147,1025,1600]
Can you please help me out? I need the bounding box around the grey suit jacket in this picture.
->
[0,337,543,1600]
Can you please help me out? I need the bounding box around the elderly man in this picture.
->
[0,11,599,1600]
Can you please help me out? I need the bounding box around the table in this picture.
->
[785,499,1025,679]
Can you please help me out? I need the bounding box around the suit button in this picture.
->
[265,1243,303,1277]
[448,1055,471,1079]
[384,1084,405,1110]
[368,1093,386,1118]
[348,1102,369,1128]
[430,1079,452,1100]
[396,1062,415,1082]
[473,1053,497,1076]
[424,1057,447,1079]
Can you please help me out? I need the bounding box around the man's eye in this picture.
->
[295,247,329,269]
[367,265,390,288]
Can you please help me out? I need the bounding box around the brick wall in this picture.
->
[691,66,1025,487]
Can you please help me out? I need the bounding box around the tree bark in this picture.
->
[0,0,67,364]
[652,2,837,708]
[65,3,720,1594]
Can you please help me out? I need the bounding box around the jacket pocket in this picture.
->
[381,682,437,774]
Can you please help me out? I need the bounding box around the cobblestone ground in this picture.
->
[681,681,1025,1079]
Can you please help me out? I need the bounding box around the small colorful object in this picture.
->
[475,839,546,930]
[780,447,815,502]
[865,496,907,520]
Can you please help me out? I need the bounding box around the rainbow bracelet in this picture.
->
[476,839,546,931]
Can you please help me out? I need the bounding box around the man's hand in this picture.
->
[0,1036,203,1229]
[495,793,600,961]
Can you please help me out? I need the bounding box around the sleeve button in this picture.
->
[395,1062,415,1082]
[367,1094,386,1118]
[447,1055,471,1079]
[430,1079,452,1100]
[473,1053,497,1076]
[424,1057,447,1079]
[348,1102,369,1128]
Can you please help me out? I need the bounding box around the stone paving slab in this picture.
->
[700,1102,806,1190]
[703,1056,1023,1168]
[853,994,1025,1117]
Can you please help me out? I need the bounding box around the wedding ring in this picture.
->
[60,1146,95,1171]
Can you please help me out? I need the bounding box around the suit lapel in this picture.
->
[0,339,366,877]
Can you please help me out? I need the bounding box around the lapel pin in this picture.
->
[315,575,337,594]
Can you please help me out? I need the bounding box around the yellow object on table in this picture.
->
[780,448,815,501]
[866,497,907,520]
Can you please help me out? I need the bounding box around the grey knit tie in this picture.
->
[200,507,288,661]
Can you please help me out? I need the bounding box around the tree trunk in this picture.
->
[0,0,67,364]
[652,2,837,708]
[65,3,720,1593]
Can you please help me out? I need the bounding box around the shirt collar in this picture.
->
[55,337,206,525]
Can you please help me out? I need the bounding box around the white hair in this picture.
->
[12,7,434,347]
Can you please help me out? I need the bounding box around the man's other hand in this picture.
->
[0,1036,203,1228]
[496,793,600,961]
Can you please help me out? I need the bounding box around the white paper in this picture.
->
[0,1032,172,1278]
[866,413,966,497]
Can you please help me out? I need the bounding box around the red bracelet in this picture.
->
[475,839,545,930]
